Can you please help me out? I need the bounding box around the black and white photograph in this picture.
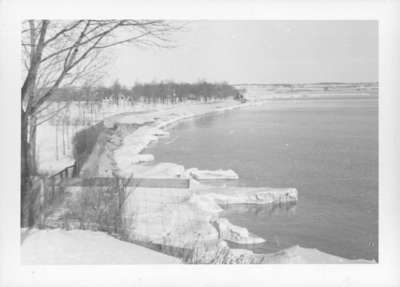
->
[19,19,379,264]
[1,0,400,286]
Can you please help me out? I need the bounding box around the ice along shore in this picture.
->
[28,99,374,264]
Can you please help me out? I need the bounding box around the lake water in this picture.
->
[145,98,378,261]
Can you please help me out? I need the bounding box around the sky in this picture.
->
[106,21,378,86]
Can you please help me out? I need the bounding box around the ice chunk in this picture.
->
[186,168,239,180]
[131,154,154,164]
[213,218,266,244]
[194,186,298,205]
[117,162,186,178]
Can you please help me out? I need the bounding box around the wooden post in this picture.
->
[39,177,45,228]
[51,177,56,203]
[73,161,79,177]
[118,178,124,210]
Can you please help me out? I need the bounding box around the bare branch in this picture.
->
[23,19,180,115]
[44,21,84,45]
[36,102,71,126]
[21,20,49,109]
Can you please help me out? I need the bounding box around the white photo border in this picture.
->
[0,0,399,286]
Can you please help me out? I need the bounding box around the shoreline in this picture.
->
[98,98,374,263]
[35,97,375,264]
[106,99,265,178]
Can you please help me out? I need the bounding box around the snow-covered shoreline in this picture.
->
[30,98,375,264]
[106,99,265,178]
[20,228,373,264]
[90,99,372,264]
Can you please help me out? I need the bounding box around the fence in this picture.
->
[60,177,190,188]
[50,163,77,180]
[30,160,190,228]
[28,163,201,260]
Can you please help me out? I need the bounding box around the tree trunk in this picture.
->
[21,111,30,227]
[62,117,66,156]
[55,121,59,160]
[21,111,37,227]
[28,116,37,173]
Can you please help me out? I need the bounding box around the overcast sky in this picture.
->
[107,21,378,86]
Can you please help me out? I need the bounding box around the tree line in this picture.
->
[50,81,241,104]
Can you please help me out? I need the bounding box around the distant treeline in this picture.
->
[50,81,242,104]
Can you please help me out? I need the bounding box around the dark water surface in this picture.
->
[145,98,378,261]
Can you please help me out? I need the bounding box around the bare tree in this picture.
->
[21,19,179,227]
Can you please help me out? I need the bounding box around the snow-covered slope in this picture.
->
[21,229,180,264]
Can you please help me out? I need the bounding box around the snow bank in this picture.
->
[115,154,156,174]
[189,241,375,264]
[119,182,298,251]
[121,185,273,250]
[261,245,375,264]
[186,168,239,180]
[188,194,224,214]
[105,113,156,126]
[130,154,155,164]
[21,229,180,264]
[116,162,186,178]
[118,126,159,154]
[122,187,219,249]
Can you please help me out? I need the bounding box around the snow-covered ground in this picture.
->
[36,100,140,174]
[21,229,180,264]
[36,123,85,173]
[21,228,373,264]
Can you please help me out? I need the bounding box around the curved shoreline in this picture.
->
[97,99,374,263]
[68,98,375,264]
[107,100,266,178]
